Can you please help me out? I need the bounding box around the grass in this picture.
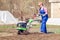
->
[46,25,60,34]
[0,24,60,34]
[0,25,17,32]
[32,24,60,28]
[0,25,16,29]
[32,24,60,34]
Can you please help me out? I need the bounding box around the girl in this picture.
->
[38,2,48,33]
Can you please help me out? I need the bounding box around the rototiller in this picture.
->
[16,19,33,35]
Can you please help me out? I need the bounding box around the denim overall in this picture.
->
[39,8,48,33]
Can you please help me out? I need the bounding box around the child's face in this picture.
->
[38,2,43,7]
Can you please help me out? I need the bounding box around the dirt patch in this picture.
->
[0,28,60,40]
[0,33,13,37]
[0,33,60,40]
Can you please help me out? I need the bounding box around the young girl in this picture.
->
[38,2,48,33]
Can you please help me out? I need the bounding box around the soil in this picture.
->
[0,28,60,40]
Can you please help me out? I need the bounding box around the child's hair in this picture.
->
[25,18,29,23]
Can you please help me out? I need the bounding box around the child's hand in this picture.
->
[41,14,46,16]
[42,14,46,16]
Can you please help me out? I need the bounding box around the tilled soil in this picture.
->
[0,28,60,40]
[0,33,60,40]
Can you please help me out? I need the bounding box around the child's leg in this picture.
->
[40,16,47,33]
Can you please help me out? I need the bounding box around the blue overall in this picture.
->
[39,8,48,33]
